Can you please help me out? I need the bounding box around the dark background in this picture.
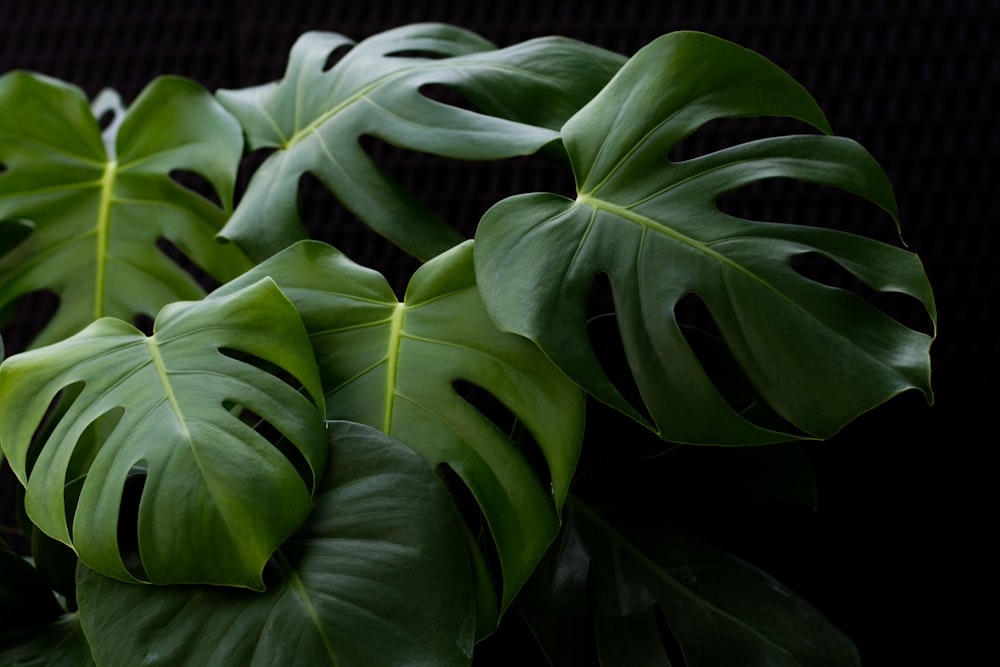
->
[1,0,996,663]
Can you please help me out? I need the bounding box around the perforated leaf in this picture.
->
[0,72,251,349]
[0,278,327,589]
[475,31,936,444]
[216,23,624,261]
[77,422,475,667]
[213,240,584,616]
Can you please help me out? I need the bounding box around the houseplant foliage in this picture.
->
[0,22,934,666]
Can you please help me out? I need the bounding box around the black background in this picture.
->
[1,1,996,664]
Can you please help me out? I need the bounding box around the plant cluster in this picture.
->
[0,23,934,665]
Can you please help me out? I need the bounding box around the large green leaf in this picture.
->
[216,23,624,261]
[0,278,327,589]
[475,31,936,444]
[519,500,858,667]
[0,72,251,348]
[76,421,475,667]
[212,240,585,617]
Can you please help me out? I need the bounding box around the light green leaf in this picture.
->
[212,239,585,617]
[475,31,936,444]
[77,421,475,667]
[0,278,327,589]
[216,23,624,261]
[0,72,251,349]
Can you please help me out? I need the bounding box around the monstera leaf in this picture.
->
[212,240,585,618]
[475,31,936,445]
[77,422,475,667]
[0,72,251,348]
[216,23,624,261]
[0,278,327,589]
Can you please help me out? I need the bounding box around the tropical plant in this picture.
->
[0,23,934,666]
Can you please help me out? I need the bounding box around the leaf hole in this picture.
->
[228,405,315,492]
[133,314,154,336]
[675,293,801,432]
[235,147,277,205]
[218,347,306,394]
[322,44,352,72]
[96,109,116,132]
[791,252,935,336]
[116,464,148,581]
[25,381,86,478]
[668,116,819,163]
[586,274,654,426]
[717,178,903,246]
[169,169,222,209]
[0,218,32,261]
[418,83,477,112]
[452,380,554,504]
[385,49,449,60]
[156,237,220,292]
[0,289,59,354]
[297,167,417,297]
[64,407,125,541]
[435,462,503,604]
[655,603,687,666]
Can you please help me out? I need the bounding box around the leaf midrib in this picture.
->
[568,495,802,665]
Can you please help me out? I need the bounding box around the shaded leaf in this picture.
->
[0,278,326,589]
[520,500,858,667]
[475,31,936,445]
[212,239,584,617]
[0,614,95,667]
[77,421,475,667]
[217,23,624,261]
[0,73,251,348]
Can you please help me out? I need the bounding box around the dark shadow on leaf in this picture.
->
[230,405,314,493]
[26,381,85,477]
[655,602,687,666]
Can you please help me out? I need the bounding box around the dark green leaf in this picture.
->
[475,31,935,445]
[217,24,624,261]
[0,278,327,589]
[0,73,251,348]
[77,422,475,667]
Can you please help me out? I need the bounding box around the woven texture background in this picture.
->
[1,1,995,663]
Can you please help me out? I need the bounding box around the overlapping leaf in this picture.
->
[77,422,475,667]
[0,73,251,348]
[212,240,585,616]
[520,502,858,667]
[0,278,327,589]
[216,23,624,261]
[475,31,936,444]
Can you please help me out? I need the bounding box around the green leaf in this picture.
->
[77,421,475,667]
[0,278,327,589]
[1,537,64,626]
[520,500,859,667]
[0,614,95,667]
[475,31,936,444]
[212,240,585,617]
[0,72,251,349]
[216,23,624,261]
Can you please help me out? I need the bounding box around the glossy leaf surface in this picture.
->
[217,23,624,261]
[0,73,251,348]
[475,31,936,444]
[0,279,327,589]
[213,240,584,614]
[77,422,475,667]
